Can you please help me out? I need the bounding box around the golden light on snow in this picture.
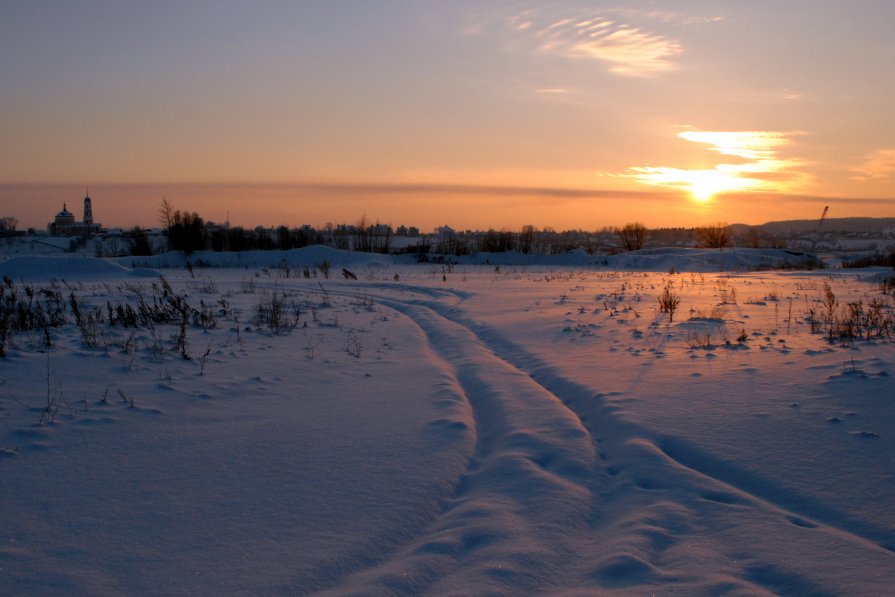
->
[621,130,810,202]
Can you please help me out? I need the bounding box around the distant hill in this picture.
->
[733,217,895,234]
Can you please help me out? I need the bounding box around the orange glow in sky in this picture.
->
[1,3,893,230]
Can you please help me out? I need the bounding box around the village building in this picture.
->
[48,193,102,235]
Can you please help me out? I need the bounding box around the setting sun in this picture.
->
[622,129,812,205]
[688,170,732,201]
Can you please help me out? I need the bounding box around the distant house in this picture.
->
[369,223,392,236]
[48,193,102,235]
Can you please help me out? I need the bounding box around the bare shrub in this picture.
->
[806,283,895,343]
[695,222,733,249]
[658,284,681,322]
[169,295,193,359]
[822,282,837,331]
[198,343,213,375]
[346,334,362,357]
[253,287,299,334]
[191,299,218,330]
[617,222,648,252]
[686,331,715,349]
[69,292,105,347]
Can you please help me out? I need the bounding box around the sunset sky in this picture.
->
[2,1,894,231]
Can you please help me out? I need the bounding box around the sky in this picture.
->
[2,1,894,231]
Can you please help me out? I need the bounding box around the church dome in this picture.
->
[56,203,73,217]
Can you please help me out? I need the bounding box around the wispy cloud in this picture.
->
[852,149,895,181]
[533,16,682,76]
[606,8,725,27]
[475,7,689,77]
[618,130,811,199]
[780,88,804,101]
[533,87,571,95]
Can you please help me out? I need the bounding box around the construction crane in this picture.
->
[812,206,829,252]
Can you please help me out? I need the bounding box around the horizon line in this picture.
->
[3,181,894,205]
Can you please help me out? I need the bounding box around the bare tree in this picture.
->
[158,197,177,229]
[746,227,761,249]
[617,222,648,251]
[746,226,787,249]
[519,225,535,254]
[0,216,17,234]
[371,221,392,254]
[695,222,733,249]
[352,215,373,252]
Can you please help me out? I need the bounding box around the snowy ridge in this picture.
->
[0,255,159,280]
[606,247,816,272]
[113,246,413,270]
[0,246,823,278]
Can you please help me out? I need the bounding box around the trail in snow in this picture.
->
[326,297,597,595]
[321,281,895,596]
[433,298,895,555]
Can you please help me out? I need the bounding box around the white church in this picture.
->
[48,193,102,235]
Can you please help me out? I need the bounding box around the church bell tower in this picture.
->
[83,191,93,226]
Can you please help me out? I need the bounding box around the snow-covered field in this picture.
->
[1,247,893,596]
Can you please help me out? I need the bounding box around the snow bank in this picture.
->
[0,256,158,280]
[114,245,414,270]
[606,247,819,272]
[456,249,603,267]
[112,246,818,273]
[0,245,828,288]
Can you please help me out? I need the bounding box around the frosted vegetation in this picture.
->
[1,246,894,595]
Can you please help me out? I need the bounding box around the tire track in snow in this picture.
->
[419,298,895,574]
[371,291,730,592]
[321,287,711,592]
[319,297,598,596]
[311,283,894,593]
